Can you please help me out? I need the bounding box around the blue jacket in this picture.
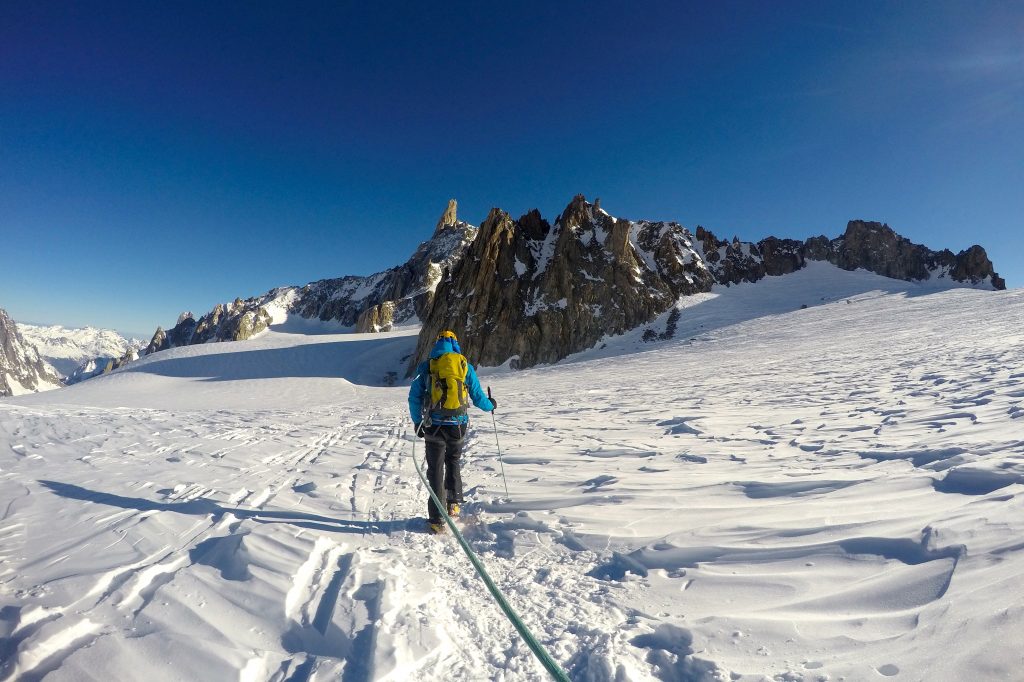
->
[408,337,494,425]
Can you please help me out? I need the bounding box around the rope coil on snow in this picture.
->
[412,437,570,682]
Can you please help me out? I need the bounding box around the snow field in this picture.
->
[1,264,1022,680]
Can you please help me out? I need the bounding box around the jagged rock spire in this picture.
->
[435,198,459,233]
[412,194,1006,374]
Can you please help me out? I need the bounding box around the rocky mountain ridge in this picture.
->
[412,195,1004,371]
[693,220,1006,289]
[0,309,62,397]
[126,194,1004,380]
[145,200,477,355]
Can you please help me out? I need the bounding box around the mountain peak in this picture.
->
[435,198,459,234]
[413,201,1006,373]
[558,193,594,229]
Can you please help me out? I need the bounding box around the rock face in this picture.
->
[146,298,277,354]
[816,220,1005,288]
[296,199,476,331]
[692,220,1003,289]
[413,195,715,371]
[413,198,1006,372]
[135,194,1005,376]
[0,308,62,396]
[147,200,477,354]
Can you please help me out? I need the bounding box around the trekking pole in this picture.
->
[488,386,510,499]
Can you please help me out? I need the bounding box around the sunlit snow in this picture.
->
[1,264,1021,681]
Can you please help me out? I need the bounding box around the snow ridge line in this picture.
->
[411,440,570,682]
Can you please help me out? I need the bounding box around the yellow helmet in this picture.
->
[437,330,458,342]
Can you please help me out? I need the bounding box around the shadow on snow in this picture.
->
[119,335,416,387]
[38,479,420,535]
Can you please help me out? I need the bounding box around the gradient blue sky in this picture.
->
[2,1,1021,337]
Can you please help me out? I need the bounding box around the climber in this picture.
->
[408,330,495,533]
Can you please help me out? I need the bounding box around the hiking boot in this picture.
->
[428,520,445,534]
[447,502,460,517]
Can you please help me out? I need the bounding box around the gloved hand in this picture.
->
[414,422,426,437]
[489,397,498,411]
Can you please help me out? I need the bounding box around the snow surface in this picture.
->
[1,264,1023,681]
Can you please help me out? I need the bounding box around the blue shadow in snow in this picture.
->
[38,480,424,535]
[120,335,416,387]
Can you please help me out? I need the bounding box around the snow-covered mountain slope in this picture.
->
[146,199,477,355]
[1,265,1022,681]
[16,323,144,379]
[0,309,62,396]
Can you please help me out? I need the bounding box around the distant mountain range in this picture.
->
[142,195,1006,375]
[0,195,1006,396]
[17,323,144,379]
[0,318,144,396]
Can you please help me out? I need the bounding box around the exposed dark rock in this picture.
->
[757,236,806,276]
[356,301,398,333]
[803,235,832,261]
[139,194,1005,377]
[829,220,937,281]
[0,308,62,396]
[808,220,1005,289]
[953,244,1005,289]
[412,198,1005,373]
[295,198,477,330]
[145,298,274,355]
[413,195,714,372]
[437,198,458,230]
[221,306,273,342]
[643,308,682,343]
[694,226,765,285]
[145,326,167,355]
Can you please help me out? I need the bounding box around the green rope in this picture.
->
[412,439,570,682]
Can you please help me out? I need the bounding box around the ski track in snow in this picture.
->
[0,267,1023,681]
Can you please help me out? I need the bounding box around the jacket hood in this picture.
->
[430,337,460,358]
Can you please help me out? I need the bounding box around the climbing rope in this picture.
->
[412,435,570,682]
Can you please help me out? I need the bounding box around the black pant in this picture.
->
[423,423,467,522]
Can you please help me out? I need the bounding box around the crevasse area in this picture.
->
[1,264,1022,681]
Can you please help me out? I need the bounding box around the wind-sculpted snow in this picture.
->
[0,265,1022,680]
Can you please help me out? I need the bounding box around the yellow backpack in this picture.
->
[428,352,470,417]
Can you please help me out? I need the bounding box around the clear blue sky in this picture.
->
[2,1,1020,337]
